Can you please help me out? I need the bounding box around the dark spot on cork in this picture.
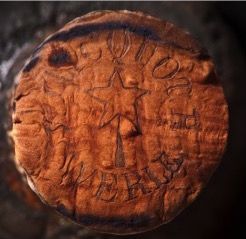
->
[12,101,16,112]
[47,22,160,43]
[13,117,22,124]
[122,128,142,139]
[127,130,142,138]
[56,204,74,218]
[32,21,206,58]
[23,57,39,73]
[76,213,152,229]
[33,22,161,55]
[56,204,154,230]
[203,70,219,85]
[195,50,210,60]
[48,48,74,67]
[15,93,24,101]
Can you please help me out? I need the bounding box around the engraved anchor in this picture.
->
[87,69,147,168]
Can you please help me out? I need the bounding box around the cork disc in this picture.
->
[12,10,228,234]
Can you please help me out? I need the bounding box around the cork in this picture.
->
[12,10,228,234]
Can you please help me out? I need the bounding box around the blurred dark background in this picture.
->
[0,2,245,239]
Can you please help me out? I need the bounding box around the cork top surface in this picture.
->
[12,10,228,234]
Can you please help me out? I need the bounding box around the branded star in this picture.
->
[87,70,148,130]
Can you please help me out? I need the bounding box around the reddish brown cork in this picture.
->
[12,10,228,234]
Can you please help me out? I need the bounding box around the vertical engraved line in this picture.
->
[194,109,201,156]
[115,117,125,168]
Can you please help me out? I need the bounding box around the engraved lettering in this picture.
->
[142,167,164,188]
[124,172,151,201]
[170,108,200,130]
[107,30,131,59]
[153,57,180,79]
[77,163,97,187]
[152,152,185,182]
[156,118,168,127]
[166,77,192,96]
[96,172,118,202]
[135,40,156,66]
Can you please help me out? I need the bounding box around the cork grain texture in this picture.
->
[12,11,228,234]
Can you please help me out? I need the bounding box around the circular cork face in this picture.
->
[12,11,228,234]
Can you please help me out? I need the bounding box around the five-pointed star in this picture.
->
[87,70,148,129]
